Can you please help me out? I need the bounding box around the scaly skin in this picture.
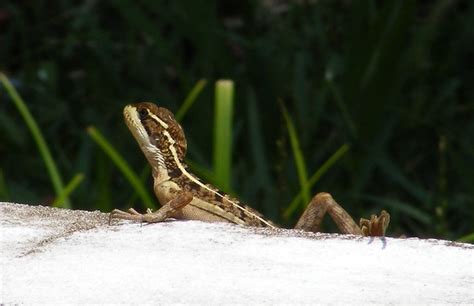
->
[110,102,390,236]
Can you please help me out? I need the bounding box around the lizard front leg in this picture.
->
[109,191,193,224]
[294,192,389,236]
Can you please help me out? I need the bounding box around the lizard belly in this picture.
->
[154,179,247,225]
[179,197,248,225]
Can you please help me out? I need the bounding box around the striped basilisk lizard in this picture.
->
[110,102,389,236]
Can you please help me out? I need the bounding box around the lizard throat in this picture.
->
[123,105,170,182]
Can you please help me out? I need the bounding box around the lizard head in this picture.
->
[123,102,187,177]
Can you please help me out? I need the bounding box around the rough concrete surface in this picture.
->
[1,202,473,304]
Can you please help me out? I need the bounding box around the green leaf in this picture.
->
[457,233,474,243]
[0,73,70,208]
[0,168,11,200]
[87,126,156,209]
[186,159,215,184]
[52,173,84,207]
[377,155,431,204]
[360,195,431,225]
[213,80,234,192]
[281,102,310,209]
[284,143,350,219]
[176,79,207,122]
[326,78,357,137]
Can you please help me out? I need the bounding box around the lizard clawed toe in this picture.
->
[360,210,390,237]
[109,208,146,224]
[127,208,141,215]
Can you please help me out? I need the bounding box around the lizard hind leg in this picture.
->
[294,192,390,236]
[109,191,193,224]
[294,192,363,235]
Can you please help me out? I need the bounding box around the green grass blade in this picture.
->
[325,77,357,137]
[0,168,11,200]
[87,126,156,209]
[95,152,113,211]
[186,159,215,184]
[0,73,70,208]
[52,173,84,207]
[176,79,207,122]
[246,90,277,218]
[377,155,431,204]
[284,143,350,219]
[126,165,151,206]
[281,102,310,210]
[457,233,474,243]
[360,195,431,225]
[213,80,234,192]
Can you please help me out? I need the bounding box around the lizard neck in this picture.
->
[145,148,170,185]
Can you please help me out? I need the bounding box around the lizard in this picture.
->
[110,102,390,236]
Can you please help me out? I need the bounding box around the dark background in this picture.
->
[1,1,473,240]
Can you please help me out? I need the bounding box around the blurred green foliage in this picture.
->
[1,1,473,240]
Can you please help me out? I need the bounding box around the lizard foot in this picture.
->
[109,208,148,224]
[360,210,390,237]
[109,191,194,224]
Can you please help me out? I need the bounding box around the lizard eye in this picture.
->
[138,108,148,120]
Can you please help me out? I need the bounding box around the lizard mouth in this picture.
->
[123,105,150,147]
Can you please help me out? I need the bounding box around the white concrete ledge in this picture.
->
[1,202,473,304]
